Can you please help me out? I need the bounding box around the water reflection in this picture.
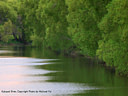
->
[0,46,128,96]
[0,50,13,54]
[0,56,100,96]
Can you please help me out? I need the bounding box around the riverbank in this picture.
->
[0,43,127,78]
[0,40,29,46]
[60,49,128,78]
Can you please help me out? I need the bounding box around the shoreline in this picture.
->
[0,44,127,78]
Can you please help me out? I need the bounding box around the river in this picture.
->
[0,46,128,96]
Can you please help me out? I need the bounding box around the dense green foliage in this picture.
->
[97,0,128,74]
[0,0,128,75]
[35,0,73,52]
[0,0,27,43]
[66,0,98,56]
[0,0,17,42]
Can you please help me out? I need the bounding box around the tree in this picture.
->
[36,0,73,52]
[66,0,101,56]
[97,0,128,74]
[0,1,18,42]
[0,1,17,24]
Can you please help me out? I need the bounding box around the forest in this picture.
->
[0,0,128,76]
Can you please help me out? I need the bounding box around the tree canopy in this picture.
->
[0,0,128,76]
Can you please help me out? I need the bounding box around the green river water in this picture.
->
[0,46,128,96]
